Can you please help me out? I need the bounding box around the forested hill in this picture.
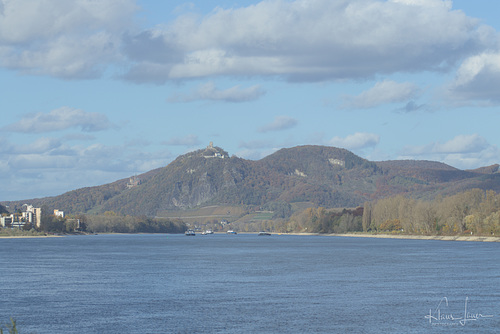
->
[3,145,500,216]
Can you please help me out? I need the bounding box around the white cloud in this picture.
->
[168,81,265,103]
[434,134,489,154]
[23,137,64,154]
[0,136,65,156]
[6,107,113,133]
[122,0,489,83]
[328,132,380,150]
[0,136,173,199]
[0,0,135,43]
[403,134,489,155]
[399,134,498,169]
[9,153,76,170]
[0,0,137,78]
[258,116,298,133]
[164,135,201,146]
[4,33,118,79]
[0,0,496,89]
[445,51,500,104]
[341,80,421,109]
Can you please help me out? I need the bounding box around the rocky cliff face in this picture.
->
[172,171,217,208]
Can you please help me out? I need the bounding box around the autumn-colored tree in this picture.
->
[379,219,402,232]
[366,189,500,236]
[362,202,372,232]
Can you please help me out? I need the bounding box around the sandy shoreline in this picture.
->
[0,235,62,239]
[327,233,500,242]
[1,232,498,242]
[276,232,499,242]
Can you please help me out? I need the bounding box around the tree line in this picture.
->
[4,188,500,236]
[286,207,363,233]
[37,208,186,234]
[232,207,364,233]
[363,189,500,235]
[232,188,500,236]
[83,212,186,233]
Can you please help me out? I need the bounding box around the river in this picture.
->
[0,234,498,333]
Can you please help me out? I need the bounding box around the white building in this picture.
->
[1,205,42,229]
[0,215,13,228]
[24,205,42,228]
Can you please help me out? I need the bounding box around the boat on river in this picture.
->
[185,229,196,236]
[258,231,271,236]
[226,230,237,234]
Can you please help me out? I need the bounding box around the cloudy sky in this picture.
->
[2,0,500,201]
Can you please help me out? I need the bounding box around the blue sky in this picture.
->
[2,0,500,201]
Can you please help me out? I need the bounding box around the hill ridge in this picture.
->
[2,145,500,216]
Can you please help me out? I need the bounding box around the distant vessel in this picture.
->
[226,230,237,234]
[205,230,214,234]
[258,232,271,236]
[185,229,196,236]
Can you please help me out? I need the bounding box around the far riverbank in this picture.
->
[0,235,63,239]
[328,233,500,242]
[2,232,498,242]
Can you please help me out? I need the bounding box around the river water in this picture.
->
[0,234,498,333]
